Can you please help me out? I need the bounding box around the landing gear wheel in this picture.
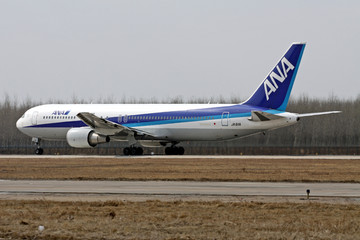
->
[123,147,143,156]
[35,148,44,155]
[165,147,185,155]
[123,147,130,155]
[165,147,172,155]
[136,147,143,155]
[178,147,185,155]
[130,147,137,155]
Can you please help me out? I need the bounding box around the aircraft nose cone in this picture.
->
[16,118,23,130]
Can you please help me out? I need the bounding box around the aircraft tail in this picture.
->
[243,42,306,111]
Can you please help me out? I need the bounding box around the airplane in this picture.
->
[16,42,340,155]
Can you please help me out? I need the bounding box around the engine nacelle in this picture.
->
[66,128,110,148]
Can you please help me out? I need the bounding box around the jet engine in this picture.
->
[66,128,110,148]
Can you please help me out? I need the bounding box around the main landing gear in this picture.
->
[165,146,185,155]
[32,137,44,155]
[123,146,143,156]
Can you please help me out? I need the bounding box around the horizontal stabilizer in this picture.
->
[296,111,341,118]
[249,111,285,122]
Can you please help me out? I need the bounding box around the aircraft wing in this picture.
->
[76,112,155,138]
[296,111,341,118]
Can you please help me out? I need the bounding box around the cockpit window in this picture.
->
[21,114,25,118]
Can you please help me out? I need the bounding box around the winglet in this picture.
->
[243,42,306,111]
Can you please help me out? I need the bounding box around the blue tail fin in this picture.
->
[243,42,306,111]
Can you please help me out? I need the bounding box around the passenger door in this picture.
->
[221,112,229,126]
[31,111,38,125]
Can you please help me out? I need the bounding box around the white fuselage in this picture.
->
[16,104,298,144]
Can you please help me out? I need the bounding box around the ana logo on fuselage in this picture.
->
[52,110,70,115]
[264,57,294,100]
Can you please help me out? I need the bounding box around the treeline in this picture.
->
[0,95,359,155]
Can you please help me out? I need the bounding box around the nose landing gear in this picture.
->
[32,137,44,155]
[35,148,44,155]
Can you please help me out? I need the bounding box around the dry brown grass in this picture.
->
[1,157,360,182]
[0,199,359,240]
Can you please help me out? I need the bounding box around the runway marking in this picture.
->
[1,180,360,197]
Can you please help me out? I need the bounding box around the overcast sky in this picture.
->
[1,0,359,103]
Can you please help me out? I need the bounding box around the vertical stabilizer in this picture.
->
[243,43,306,111]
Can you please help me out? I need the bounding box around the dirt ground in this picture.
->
[1,156,360,239]
[1,156,360,182]
[1,199,360,240]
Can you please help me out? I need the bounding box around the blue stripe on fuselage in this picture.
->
[26,120,87,128]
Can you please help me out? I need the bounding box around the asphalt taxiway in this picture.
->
[1,155,359,203]
[1,180,359,197]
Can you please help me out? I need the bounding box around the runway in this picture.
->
[1,180,360,197]
[1,155,360,159]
